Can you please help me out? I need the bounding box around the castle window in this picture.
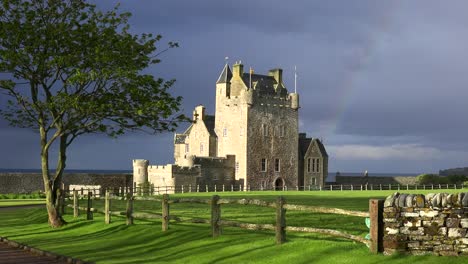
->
[316,159,320,172]
[200,143,204,153]
[262,124,268,136]
[223,128,227,137]
[307,158,311,173]
[279,126,285,137]
[185,144,189,153]
[312,158,315,172]
[311,177,316,185]
[261,158,267,172]
[275,158,280,172]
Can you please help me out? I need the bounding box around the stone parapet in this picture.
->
[383,192,468,256]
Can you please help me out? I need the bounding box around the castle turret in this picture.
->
[133,159,149,185]
[290,93,299,110]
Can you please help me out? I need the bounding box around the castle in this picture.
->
[133,62,328,191]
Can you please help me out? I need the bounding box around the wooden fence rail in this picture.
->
[68,192,370,247]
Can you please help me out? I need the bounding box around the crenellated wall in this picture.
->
[383,192,468,256]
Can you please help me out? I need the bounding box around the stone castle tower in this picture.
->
[134,62,328,191]
[214,62,299,189]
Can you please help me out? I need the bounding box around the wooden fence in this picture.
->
[66,191,371,247]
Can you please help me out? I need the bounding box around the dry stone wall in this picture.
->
[383,192,468,256]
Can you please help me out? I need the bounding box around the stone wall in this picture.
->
[336,176,417,185]
[0,173,132,194]
[383,192,468,256]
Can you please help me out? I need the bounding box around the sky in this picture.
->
[1,0,468,174]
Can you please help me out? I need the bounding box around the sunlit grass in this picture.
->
[1,190,467,263]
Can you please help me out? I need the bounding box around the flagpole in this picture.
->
[294,65,297,93]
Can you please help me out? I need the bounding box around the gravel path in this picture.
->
[0,242,68,264]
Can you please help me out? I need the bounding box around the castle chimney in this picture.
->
[269,68,283,86]
[193,105,205,121]
[233,62,244,77]
[299,133,306,139]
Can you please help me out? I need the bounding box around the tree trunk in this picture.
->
[40,127,67,228]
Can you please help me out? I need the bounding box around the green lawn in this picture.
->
[0,199,45,207]
[0,190,467,263]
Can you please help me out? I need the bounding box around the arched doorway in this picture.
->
[274,177,284,191]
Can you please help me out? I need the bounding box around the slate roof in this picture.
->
[241,73,288,96]
[298,136,328,158]
[313,138,328,157]
[216,64,233,84]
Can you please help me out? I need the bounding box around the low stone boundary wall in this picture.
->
[383,192,468,256]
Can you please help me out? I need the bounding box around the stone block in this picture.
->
[385,227,399,235]
[408,250,435,256]
[385,234,408,241]
[383,212,398,218]
[439,251,458,256]
[400,207,414,212]
[384,207,398,213]
[463,192,468,207]
[406,194,415,207]
[456,193,464,208]
[434,244,454,251]
[446,194,454,207]
[448,228,467,238]
[400,227,425,235]
[441,193,449,208]
[407,242,420,248]
[401,212,419,217]
[446,218,461,228]
[438,227,447,236]
[403,220,421,227]
[385,222,400,228]
[384,218,398,223]
[384,193,399,207]
[431,193,441,208]
[409,235,432,241]
[414,194,425,208]
[398,194,408,208]
[461,238,468,245]
[442,239,456,245]
[422,219,444,227]
[422,240,441,246]
[419,210,439,218]
[460,219,468,228]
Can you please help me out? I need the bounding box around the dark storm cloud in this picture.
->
[2,0,468,172]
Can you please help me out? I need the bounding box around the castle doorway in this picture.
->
[274,177,284,191]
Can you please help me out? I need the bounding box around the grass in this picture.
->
[0,189,467,263]
[0,199,45,207]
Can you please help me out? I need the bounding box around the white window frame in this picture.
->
[261,158,267,172]
[275,158,280,172]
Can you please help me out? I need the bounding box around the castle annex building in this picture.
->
[133,62,328,191]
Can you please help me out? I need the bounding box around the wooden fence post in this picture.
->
[369,199,384,253]
[86,191,93,220]
[126,193,133,225]
[162,194,169,231]
[211,195,221,237]
[73,189,79,217]
[276,196,286,244]
[105,190,111,224]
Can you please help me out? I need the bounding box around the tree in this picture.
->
[0,0,186,227]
